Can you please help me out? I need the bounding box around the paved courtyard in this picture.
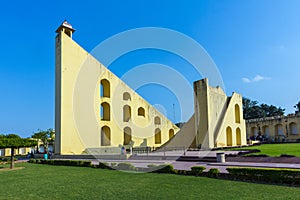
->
[27,150,300,173]
[87,159,300,173]
[85,150,300,173]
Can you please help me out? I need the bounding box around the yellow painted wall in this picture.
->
[55,24,179,155]
[246,113,300,142]
[54,22,247,154]
[159,114,196,149]
[193,79,247,149]
[0,147,32,156]
[162,78,247,149]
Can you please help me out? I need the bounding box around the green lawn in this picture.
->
[0,163,299,199]
[235,143,300,157]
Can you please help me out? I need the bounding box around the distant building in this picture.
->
[246,113,300,142]
[0,147,32,157]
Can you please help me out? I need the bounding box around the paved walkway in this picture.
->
[88,159,300,173]
[17,158,300,173]
[25,150,300,173]
[210,162,300,169]
[133,150,242,157]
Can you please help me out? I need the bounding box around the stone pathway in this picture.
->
[89,159,300,173]
[23,151,300,174]
[210,161,300,169]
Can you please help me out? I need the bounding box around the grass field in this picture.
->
[235,143,300,157]
[0,163,300,199]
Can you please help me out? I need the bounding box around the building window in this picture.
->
[123,105,131,122]
[101,126,111,146]
[251,127,258,137]
[275,124,284,136]
[100,79,110,98]
[123,127,132,145]
[169,129,174,139]
[289,122,298,135]
[155,128,161,144]
[235,104,240,124]
[100,102,110,121]
[138,107,145,117]
[236,128,241,145]
[226,126,232,146]
[154,116,161,125]
[262,126,270,137]
[123,92,131,101]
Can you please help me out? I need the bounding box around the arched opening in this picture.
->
[275,124,284,136]
[169,129,174,139]
[123,105,131,122]
[154,128,161,144]
[39,145,45,153]
[154,116,161,125]
[19,147,26,155]
[100,102,110,121]
[101,126,111,146]
[289,122,298,135]
[123,127,132,145]
[262,126,270,138]
[235,104,240,123]
[100,79,110,98]
[236,128,241,145]
[250,127,258,138]
[123,92,131,101]
[226,126,232,146]
[137,107,145,117]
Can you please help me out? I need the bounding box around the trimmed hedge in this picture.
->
[29,159,91,167]
[98,162,111,169]
[152,164,175,174]
[175,170,191,176]
[116,162,136,171]
[82,161,92,167]
[1,156,18,162]
[227,167,300,185]
[207,168,220,178]
[191,166,206,176]
[27,158,300,186]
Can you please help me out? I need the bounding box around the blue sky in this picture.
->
[0,1,299,137]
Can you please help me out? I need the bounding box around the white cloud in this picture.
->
[253,75,265,82]
[242,75,271,83]
[242,78,251,83]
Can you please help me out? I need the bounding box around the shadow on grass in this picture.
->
[0,165,25,171]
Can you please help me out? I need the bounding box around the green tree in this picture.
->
[242,98,285,120]
[294,101,300,113]
[31,128,54,153]
[0,134,37,169]
[242,98,262,119]
[260,104,285,117]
